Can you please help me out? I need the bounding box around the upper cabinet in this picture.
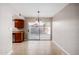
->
[14,19,24,29]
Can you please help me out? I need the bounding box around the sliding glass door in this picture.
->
[40,19,51,40]
[28,18,52,40]
[28,21,40,40]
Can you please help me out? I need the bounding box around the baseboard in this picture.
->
[7,50,13,55]
[53,40,70,55]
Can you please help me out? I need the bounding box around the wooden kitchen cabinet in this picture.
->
[14,19,24,29]
[13,31,24,43]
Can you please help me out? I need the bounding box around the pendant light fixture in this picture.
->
[34,10,44,26]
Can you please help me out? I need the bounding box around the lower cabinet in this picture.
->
[13,31,24,43]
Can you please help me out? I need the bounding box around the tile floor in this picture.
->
[12,41,65,55]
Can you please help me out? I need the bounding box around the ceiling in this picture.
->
[10,3,68,17]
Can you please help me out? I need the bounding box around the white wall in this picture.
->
[0,4,13,55]
[53,4,79,55]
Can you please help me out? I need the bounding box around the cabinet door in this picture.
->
[14,19,24,29]
[15,32,22,42]
[13,32,24,43]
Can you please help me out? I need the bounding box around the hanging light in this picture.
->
[34,10,44,26]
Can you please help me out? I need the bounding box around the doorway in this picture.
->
[28,18,52,41]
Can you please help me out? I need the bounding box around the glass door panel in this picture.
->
[28,21,40,40]
[40,19,51,40]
